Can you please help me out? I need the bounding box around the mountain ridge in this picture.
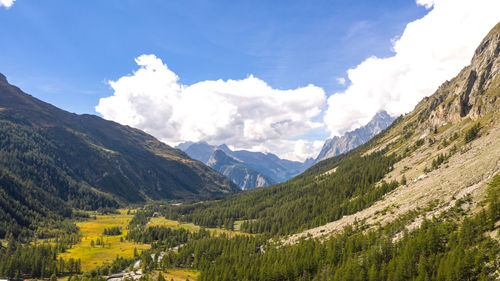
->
[178,141,312,188]
[0,76,238,238]
[207,149,276,189]
[315,110,395,163]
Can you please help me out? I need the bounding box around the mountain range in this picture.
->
[177,141,313,189]
[178,111,395,189]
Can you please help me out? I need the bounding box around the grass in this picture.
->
[58,212,248,273]
[155,269,199,281]
[59,210,149,271]
[148,217,251,237]
[148,217,198,231]
[233,219,257,232]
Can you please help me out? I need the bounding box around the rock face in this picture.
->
[315,111,395,162]
[207,150,276,190]
[419,22,500,131]
[178,142,313,188]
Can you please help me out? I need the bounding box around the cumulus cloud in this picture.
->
[324,0,500,136]
[96,54,326,161]
[336,77,346,85]
[0,0,15,8]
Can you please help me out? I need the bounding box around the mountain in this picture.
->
[0,74,238,238]
[166,22,500,240]
[207,150,275,189]
[178,142,313,188]
[315,110,395,162]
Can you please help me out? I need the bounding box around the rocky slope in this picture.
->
[286,21,500,243]
[315,111,394,162]
[207,150,275,190]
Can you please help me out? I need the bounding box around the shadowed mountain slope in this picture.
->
[0,75,238,238]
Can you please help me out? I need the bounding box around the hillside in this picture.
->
[286,21,500,243]
[164,22,500,238]
[142,23,500,280]
[0,75,238,239]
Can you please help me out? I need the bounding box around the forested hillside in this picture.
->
[137,177,500,280]
[0,74,238,239]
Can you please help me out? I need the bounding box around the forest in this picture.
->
[130,173,500,281]
[160,147,401,236]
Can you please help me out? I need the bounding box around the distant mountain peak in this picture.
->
[178,141,313,188]
[208,149,238,166]
[315,110,395,162]
[216,144,232,153]
[207,149,275,190]
[0,73,7,83]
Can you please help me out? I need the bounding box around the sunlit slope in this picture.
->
[164,21,500,239]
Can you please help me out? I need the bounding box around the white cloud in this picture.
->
[246,139,324,162]
[96,54,326,162]
[416,0,435,9]
[336,77,346,85]
[97,0,500,161]
[324,0,500,136]
[0,0,15,8]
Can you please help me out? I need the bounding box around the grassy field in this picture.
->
[154,269,199,281]
[148,217,251,237]
[57,211,247,275]
[59,210,150,271]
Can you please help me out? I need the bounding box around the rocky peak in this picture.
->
[422,22,500,131]
[315,110,395,162]
[0,73,7,84]
[207,149,237,167]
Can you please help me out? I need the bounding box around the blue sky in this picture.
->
[1,0,426,113]
[1,0,498,160]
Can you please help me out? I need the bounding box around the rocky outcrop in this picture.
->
[421,22,500,131]
[315,111,395,162]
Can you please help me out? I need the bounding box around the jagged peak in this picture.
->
[0,73,7,83]
[416,21,500,133]
[471,21,500,66]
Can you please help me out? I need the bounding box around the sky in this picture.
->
[1,0,499,161]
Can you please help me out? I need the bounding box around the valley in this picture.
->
[58,210,149,271]
[0,2,499,280]
[44,208,249,281]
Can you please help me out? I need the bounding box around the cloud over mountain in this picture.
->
[96,0,500,160]
[96,55,326,161]
[323,0,500,136]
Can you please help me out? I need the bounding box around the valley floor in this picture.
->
[58,210,150,271]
